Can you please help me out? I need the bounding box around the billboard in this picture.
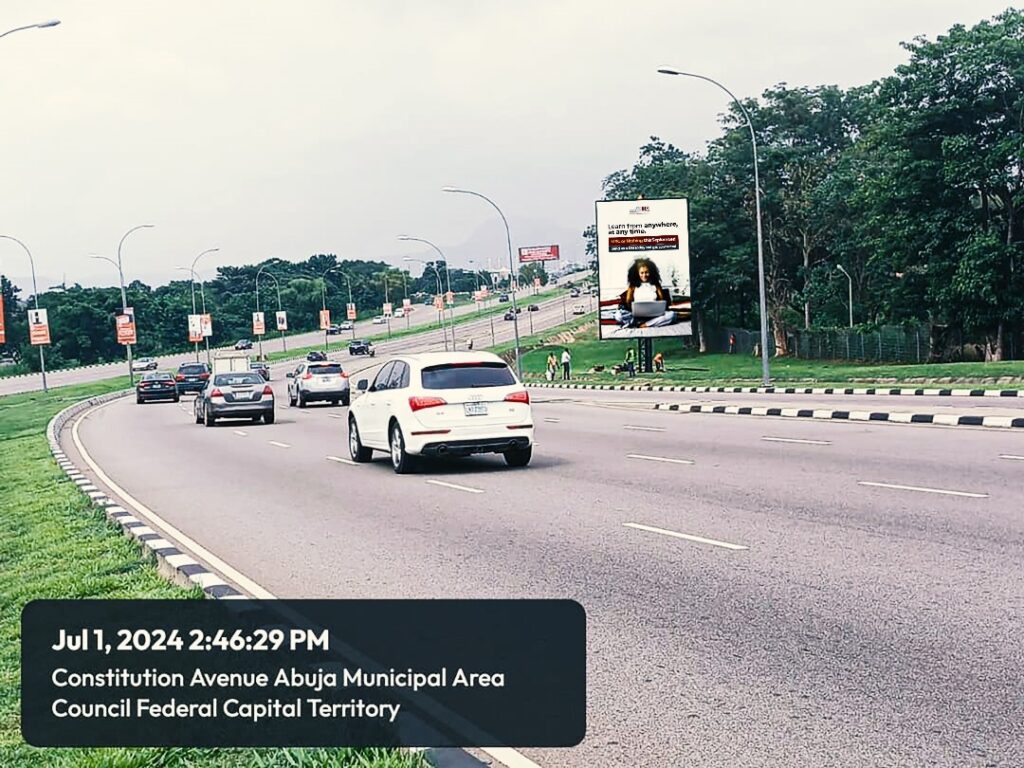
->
[319,309,331,330]
[519,245,560,263]
[28,308,51,346]
[595,198,692,340]
[383,302,393,318]
[187,314,202,342]
[346,303,356,321]
[200,314,213,338]
[252,311,265,336]
[276,310,288,331]
[115,311,137,345]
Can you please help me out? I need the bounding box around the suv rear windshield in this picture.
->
[309,364,343,375]
[421,362,515,389]
[213,373,264,386]
[179,364,207,375]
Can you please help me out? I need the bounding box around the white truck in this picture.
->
[212,350,252,377]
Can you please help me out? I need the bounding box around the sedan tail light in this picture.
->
[262,385,273,396]
[210,388,224,398]
[409,396,447,412]
[504,390,530,404]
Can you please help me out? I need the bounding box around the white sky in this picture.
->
[0,1,1012,291]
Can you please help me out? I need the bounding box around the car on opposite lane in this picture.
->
[234,339,253,350]
[348,339,375,356]
[287,361,350,407]
[131,357,158,372]
[136,372,180,404]
[306,350,328,362]
[174,362,211,394]
[347,351,533,473]
[194,371,275,426]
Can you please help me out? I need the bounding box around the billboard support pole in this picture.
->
[640,338,653,374]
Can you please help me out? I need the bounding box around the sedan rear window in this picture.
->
[213,374,264,386]
[142,373,173,381]
[420,362,515,389]
[310,364,343,375]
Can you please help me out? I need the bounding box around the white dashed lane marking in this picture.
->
[426,479,485,494]
[623,522,748,551]
[233,430,248,436]
[999,454,1024,461]
[326,455,357,466]
[623,425,666,432]
[268,441,291,449]
[858,481,988,499]
[761,436,831,445]
[626,454,694,465]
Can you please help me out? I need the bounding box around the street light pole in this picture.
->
[114,224,154,385]
[338,272,355,340]
[382,273,392,341]
[658,68,771,385]
[404,257,448,351]
[260,271,287,353]
[837,264,854,329]
[175,266,201,361]
[441,188,522,379]
[398,236,455,349]
[0,19,60,39]
[191,248,218,367]
[0,235,48,391]
[320,266,342,353]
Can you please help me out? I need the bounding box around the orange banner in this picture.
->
[115,314,137,345]
[319,309,331,330]
[28,308,50,346]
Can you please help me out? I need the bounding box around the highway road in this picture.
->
[0,277,587,396]
[66,355,1024,767]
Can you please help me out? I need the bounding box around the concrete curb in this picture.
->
[526,382,1021,397]
[46,391,245,599]
[651,401,1024,429]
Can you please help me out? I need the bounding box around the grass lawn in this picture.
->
[0,381,423,768]
[496,316,1024,387]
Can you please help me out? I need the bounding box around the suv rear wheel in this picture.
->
[389,422,415,474]
[504,445,532,468]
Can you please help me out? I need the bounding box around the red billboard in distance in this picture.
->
[518,245,560,263]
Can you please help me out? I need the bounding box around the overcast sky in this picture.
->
[0,1,1013,292]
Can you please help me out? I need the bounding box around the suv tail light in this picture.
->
[302,372,313,380]
[504,390,530,404]
[340,371,349,379]
[210,388,224,398]
[409,396,447,412]
[262,385,273,396]
[175,374,185,381]
[199,372,209,380]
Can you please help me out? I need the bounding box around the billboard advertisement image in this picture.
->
[115,311,137,345]
[319,309,331,330]
[595,198,692,340]
[28,308,51,346]
[518,245,560,263]
[252,311,265,336]
[276,310,288,331]
[187,314,202,342]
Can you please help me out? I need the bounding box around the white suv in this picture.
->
[347,352,533,473]
[286,361,350,407]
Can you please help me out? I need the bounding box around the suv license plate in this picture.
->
[464,402,488,416]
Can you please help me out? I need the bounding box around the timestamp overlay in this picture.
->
[22,599,586,747]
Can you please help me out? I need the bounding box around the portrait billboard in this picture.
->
[595,198,692,340]
[276,311,288,331]
[252,311,265,336]
[28,308,51,346]
[187,314,203,343]
[115,311,137,345]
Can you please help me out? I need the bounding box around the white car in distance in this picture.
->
[347,352,533,473]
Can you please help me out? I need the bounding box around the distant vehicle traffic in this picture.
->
[234,339,253,350]
[569,289,581,298]
[572,303,586,315]
[174,362,211,394]
[194,372,275,426]
[393,307,405,318]
[327,324,343,335]
[348,351,533,473]
[249,361,270,380]
[528,304,539,311]
[286,361,350,407]
[339,321,354,331]
[348,339,375,356]
[372,316,386,325]
[498,294,510,303]
[306,350,328,362]
[131,357,158,372]
[136,372,179,404]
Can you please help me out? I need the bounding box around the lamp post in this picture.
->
[253,265,279,361]
[469,258,496,345]
[0,19,60,39]
[338,272,355,340]
[0,235,48,391]
[96,224,153,385]
[442,188,522,379]
[257,270,287,353]
[836,264,854,329]
[320,266,343,352]
[398,236,454,348]
[657,68,771,385]
[404,257,448,351]
[381,272,393,341]
[175,266,203,362]
[190,248,218,367]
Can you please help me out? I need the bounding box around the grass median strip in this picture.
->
[0,380,424,768]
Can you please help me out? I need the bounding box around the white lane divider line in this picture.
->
[326,455,357,466]
[543,417,560,423]
[268,441,291,449]
[624,522,748,551]
[426,479,485,494]
[233,430,248,437]
[858,481,988,499]
[1000,454,1024,461]
[762,436,832,445]
[327,413,345,419]
[627,454,694,465]
[623,425,666,432]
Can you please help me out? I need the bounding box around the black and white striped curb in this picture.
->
[46,392,244,600]
[527,382,1022,397]
[651,401,1024,429]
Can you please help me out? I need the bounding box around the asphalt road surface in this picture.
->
[68,369,1024,767]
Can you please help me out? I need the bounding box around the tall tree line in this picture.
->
[587,9,1024,359]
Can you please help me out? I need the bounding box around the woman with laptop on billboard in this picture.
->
[615,257,678,329]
